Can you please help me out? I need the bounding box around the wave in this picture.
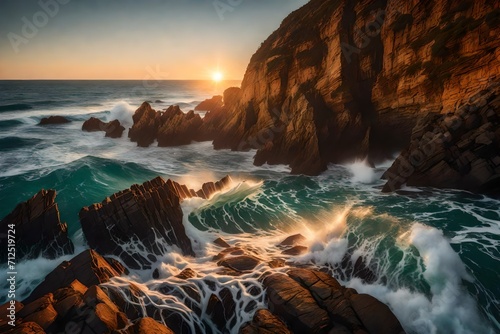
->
[0,119,24,129]
[0,103,32,112]
[0,136,42,151]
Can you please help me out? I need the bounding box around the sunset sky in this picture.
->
[0,0,308,80]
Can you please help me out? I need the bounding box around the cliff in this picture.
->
[208,0,500,175]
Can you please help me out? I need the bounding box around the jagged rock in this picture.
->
[79,176,231,268]
[0,190,74,263]
[79,176,195,268]
[24,250,125,304]
[217,255,261,272]
[206,288,237,330]
[263,269,404,334]
[175,268,198,280]
[214,237,231,248]
[263,273,330,332]
[0,301,23,331]
[129,102,159,147]
[17,294,58,332]
[195,95,223,111]
[82,117,125,138]
[157,107,203,146]
[383,84,500,196]
[240,309,292,334]
[39,116,70,125]
[129,317,174,334]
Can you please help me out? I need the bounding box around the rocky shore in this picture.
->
[1,176,405,334]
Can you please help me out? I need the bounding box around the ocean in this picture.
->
[0,80,499,334]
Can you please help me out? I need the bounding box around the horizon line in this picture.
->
[0,78,242,81]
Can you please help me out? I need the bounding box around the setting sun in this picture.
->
[212,72,223,82]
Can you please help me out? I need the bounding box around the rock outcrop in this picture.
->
[82,117,125,138]
[195,95,223,111]
[383,83,500,195]
[0,190,74,263]
[263,268,405,334]
[39,116,70,125]
[204,0,500,175]
[79,175,232,268]
[5,250,174,334]
[128,103,205,147]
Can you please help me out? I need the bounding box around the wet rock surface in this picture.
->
[0,190,74,263]
[383,84,500,196]
[82,117,125,138]
[38,116,70,125]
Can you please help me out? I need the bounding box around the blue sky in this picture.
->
[0,0,308,79]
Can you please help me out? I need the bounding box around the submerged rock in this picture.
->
[82,117,125,138]
[0,190,74,263]
[39,116,70,125]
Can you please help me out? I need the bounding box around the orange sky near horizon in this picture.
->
[0,0,309,80]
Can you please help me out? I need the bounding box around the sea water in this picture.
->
[0,80,498,334]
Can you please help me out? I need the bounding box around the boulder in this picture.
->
[214,237,231,248]
[0,190,74,263]
[217,255,261,272]
[5,322,45,334]
[240,309,291,334]
[129,317,174,334]
[129,102,159,147]
[350,294,405,334]
[24,250,125,304]
[82,117,125,138]
[195,95,223,111]
[39,116,70,125]
[157,107,203,146]
[278,234,306,246]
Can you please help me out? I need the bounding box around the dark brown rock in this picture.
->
[0,190,74,263]
[195,95,223,111]
[157,107,203,146]
[0,301,23,331]
[24,250,124,304]
[263,273,330,333]
[82,117,125,138]
[281,246,307,256]
[79,176,195,268]
[6,322,45,334]
[240,309,292,334]
[350,294,405,334]
[214,237,231,248]
[129,102,159,147]
[39,116,70,125]
[129,317,174,334]
[18,295,57,331]
[217,255,261,272]
[279,234,306,246]
[175,268,198,280]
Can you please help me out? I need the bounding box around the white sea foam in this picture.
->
[346,159,377,184]
[106,101,135,126]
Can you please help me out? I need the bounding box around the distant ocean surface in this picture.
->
[0,80,499,334]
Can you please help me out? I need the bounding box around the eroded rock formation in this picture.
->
[82,117,125,138]
[79,176,232,268]
[39,116,71,125]
[0,190,74,263]
[383,83,500,194]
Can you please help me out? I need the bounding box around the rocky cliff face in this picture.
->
[209,0,500,175]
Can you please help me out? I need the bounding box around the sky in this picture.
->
[0,0,308,80]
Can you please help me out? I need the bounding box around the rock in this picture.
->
[24,250,125,304]
[129,102,159,147]
[350,294,405,334]
[240,309,292,334]
[0,190,74,263]
[384,84,500,196]
[82,117,125,138]
[263,273,330,333]
[214,237,231,248]
[279,234,306,246]
[17,294,58,331]
[157,107,203,146]
[217,255,261,272]
[281,246,307,256]
[79,176,195,268]
[213,247,245,261]
[6,322,45,334]
[39,116,70,125]
[175,268,197,280]
[206,288,236,330]
[129,317,174,334]
[0,301,23,331]
[195,95,223,111]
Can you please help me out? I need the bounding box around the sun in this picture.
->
[212,72,223,82]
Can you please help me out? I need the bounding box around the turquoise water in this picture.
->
[0,81,499,334]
